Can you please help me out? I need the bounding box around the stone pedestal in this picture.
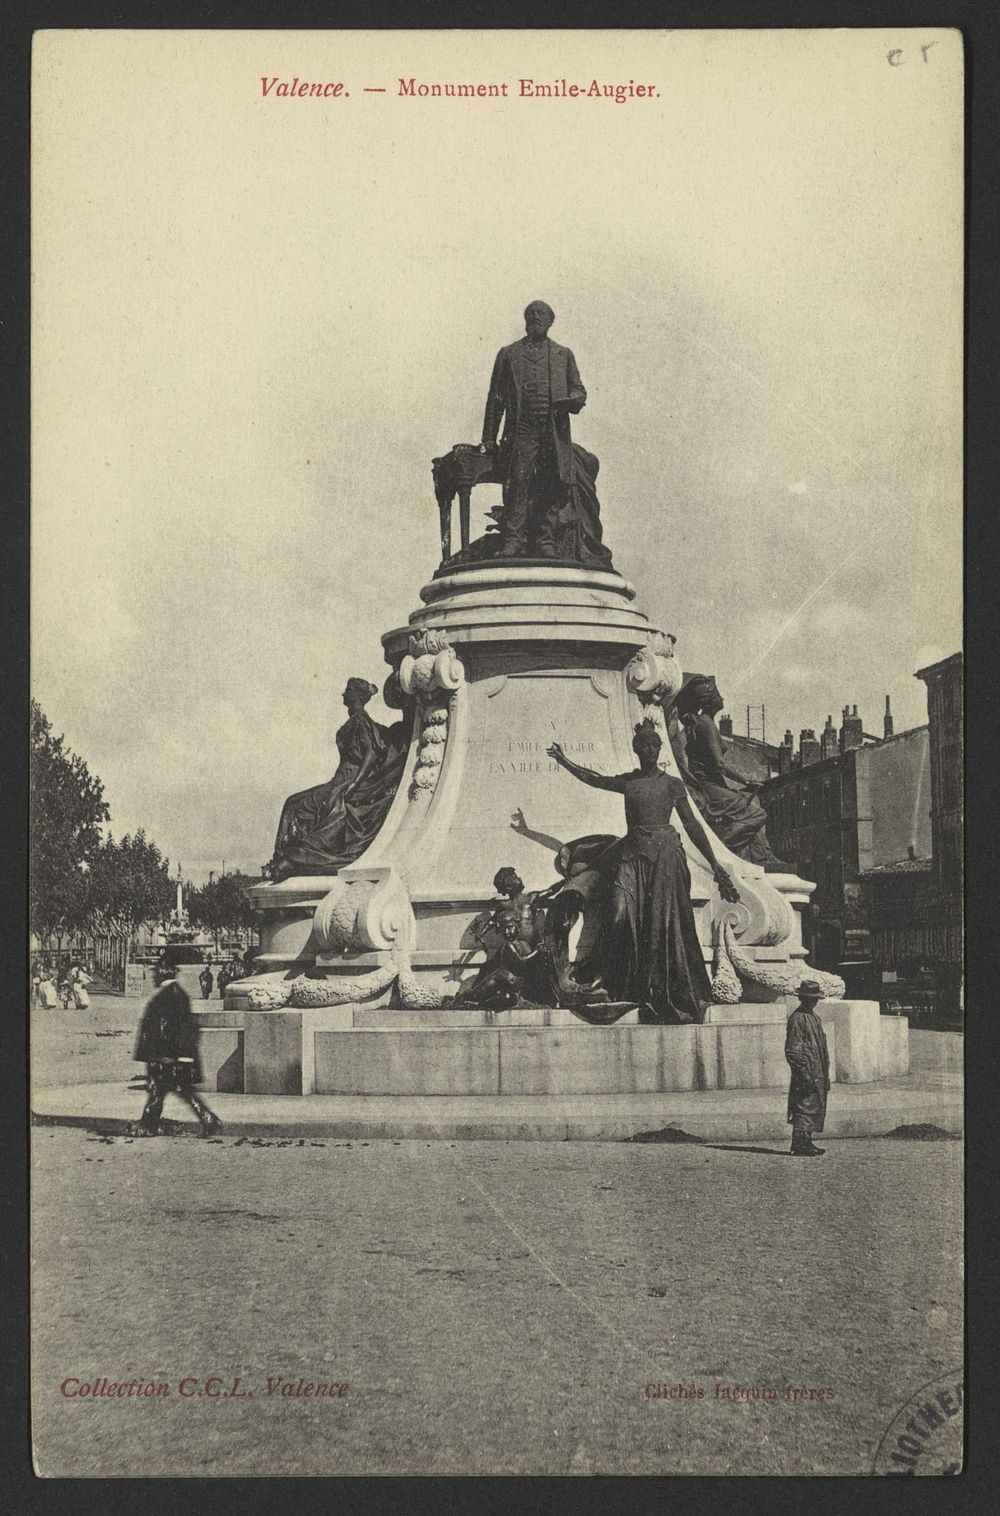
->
[232,559,908,1098]
[244,564,814,1004]
[197,999,915,1098]
[215,1002,860,1098]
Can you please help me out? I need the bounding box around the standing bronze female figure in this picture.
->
[264,678,408,882]
[547,721,738,1024]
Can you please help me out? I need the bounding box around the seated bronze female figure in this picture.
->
[669,674,786,871]
[263,677,408,882]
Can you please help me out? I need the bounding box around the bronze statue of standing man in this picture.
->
[482,301,587,558]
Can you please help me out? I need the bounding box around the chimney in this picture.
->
[840,703,863,753]
[800,728,821,767]
[820,713,838,761]
[719,713,733,738]
[779,730,794,775]
[884,694,894,739]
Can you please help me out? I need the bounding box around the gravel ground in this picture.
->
[30,993,964,1476]
[31,991,181,1090]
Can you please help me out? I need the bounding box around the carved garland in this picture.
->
[410,704,449,800]
[398,628,465,803]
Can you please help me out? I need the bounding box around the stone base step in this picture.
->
[31,1075,961,1144]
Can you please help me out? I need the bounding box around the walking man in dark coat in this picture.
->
[198,963,214,1000]
[785,979,831,1156]
[482,301,587,558]
[132,955,221,1136]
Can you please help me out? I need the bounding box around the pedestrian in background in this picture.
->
[70,962,92,1009]
[785,979,831,1157]
[198,963,214,1000]
[38,966,59,1010]
[131,954,221,1138]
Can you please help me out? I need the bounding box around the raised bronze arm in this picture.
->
[510,807,564,855]
[546,742,624,792]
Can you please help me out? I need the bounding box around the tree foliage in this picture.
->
[187,873,257,950]
[85,831,175,940]
[30,700,110,939]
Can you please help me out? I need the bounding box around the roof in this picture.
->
[861,857,933,876]
[725,733,782,761]
[915,651,963,681]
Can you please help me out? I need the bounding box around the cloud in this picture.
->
[781,662,823,688]
[810,600,865,638]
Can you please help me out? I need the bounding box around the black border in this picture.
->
[5,3,997,1513]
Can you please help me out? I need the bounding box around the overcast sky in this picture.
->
[32,29,963,880]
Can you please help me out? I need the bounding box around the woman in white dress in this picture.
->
[70,963,92,1009]
[38,970,60,1009]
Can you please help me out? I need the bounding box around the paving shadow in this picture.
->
[704,1143,794,1157]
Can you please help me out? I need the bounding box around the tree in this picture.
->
[187,872,257,952]
[85,831,175,944]
[29,700,110,941]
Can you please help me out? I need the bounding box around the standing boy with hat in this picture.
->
[132,953,221,1137]
[785,979,831,1156]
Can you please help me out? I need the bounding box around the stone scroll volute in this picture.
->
[625,631,682,705]
[312,866,416,956]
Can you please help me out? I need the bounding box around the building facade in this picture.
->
[916,653,963,903]
[761,699,931,992]
[716,715,782,787]
[860,654,963,1021]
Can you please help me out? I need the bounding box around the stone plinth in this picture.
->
[242,1005,356,1095]
[816,999,906,1083]
[197,1029,244,1094]
[495,1024,708,1096]
[315,1028,501,1098]
[707,997,907,1084]
[229,1005,885,1099]
[351,1004,641,1029]
[879,1015,910,1076]
[193,1008,246,1092]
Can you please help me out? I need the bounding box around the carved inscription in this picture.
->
[489,738,594,777]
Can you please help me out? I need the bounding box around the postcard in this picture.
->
[31,28,963,1476]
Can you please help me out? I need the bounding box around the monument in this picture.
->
[215,303,908,1103]
[127,869,214,999]
[162,869,205,950]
